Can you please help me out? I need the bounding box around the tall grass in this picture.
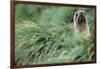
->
[15,4,95,66]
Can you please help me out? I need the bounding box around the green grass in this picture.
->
[15,4,95,66]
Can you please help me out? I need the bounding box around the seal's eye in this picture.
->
[74,13,78,21]
[76,13,78,17]
[74,13,78,20]
[84,12,86,15]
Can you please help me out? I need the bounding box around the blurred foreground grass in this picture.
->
[15,4,95,66]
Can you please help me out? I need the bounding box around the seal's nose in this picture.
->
[80,12,83,15]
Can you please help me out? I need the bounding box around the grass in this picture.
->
[15,4,95,66]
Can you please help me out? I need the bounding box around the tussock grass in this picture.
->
[15,4,95,66]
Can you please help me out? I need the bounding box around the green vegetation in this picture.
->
[15,4,95,66]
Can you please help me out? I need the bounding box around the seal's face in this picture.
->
[74,10,86,27]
